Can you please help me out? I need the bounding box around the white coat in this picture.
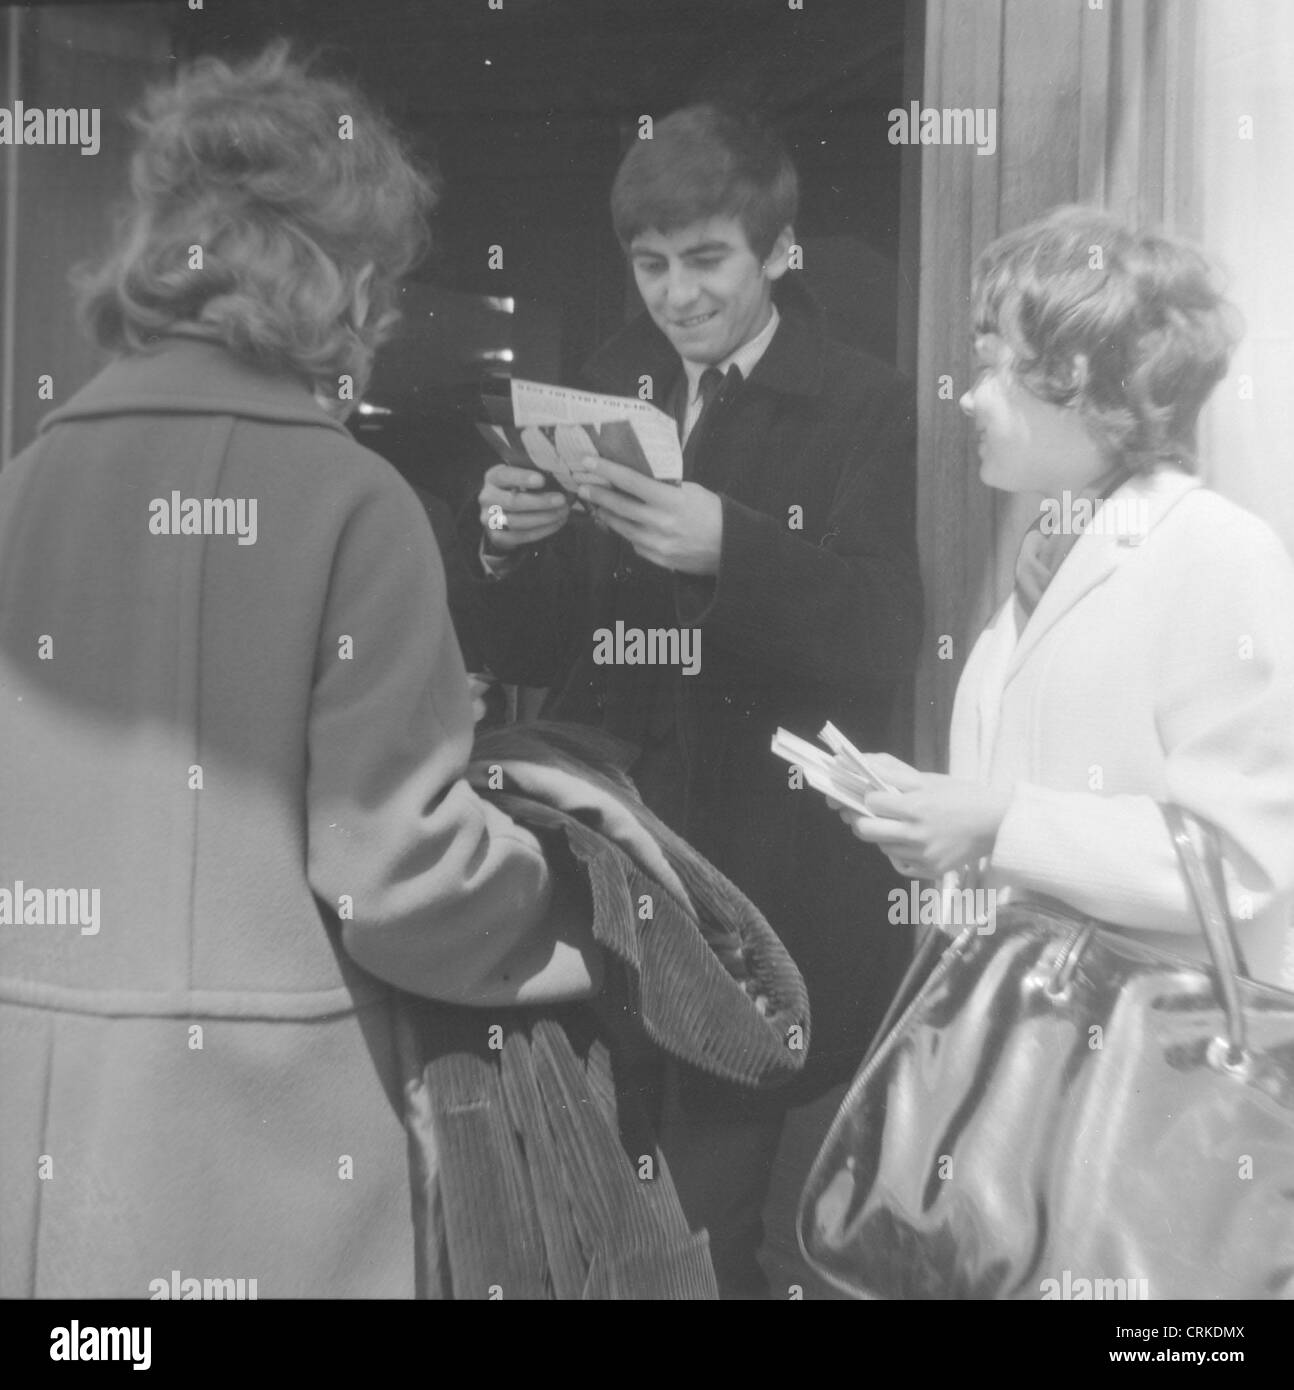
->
[949,467,1294,987]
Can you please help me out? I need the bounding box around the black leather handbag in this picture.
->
[798,806,1294,1299]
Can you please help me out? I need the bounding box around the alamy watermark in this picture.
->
[149,491,258,545]
[50,1322,150,1369]
[0,102,100,155]
[1041,1270,1149,1300]
[0,882,99,935]
[592,620,700,676]
[149,1269,258,1299]
[1039,490,1149,540]
[888,880,997,935]
[887,102,996,157]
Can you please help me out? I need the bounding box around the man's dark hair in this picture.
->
[611,104,798,261]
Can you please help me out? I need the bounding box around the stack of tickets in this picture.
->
[770,722,896,818]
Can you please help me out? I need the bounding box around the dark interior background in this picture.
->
[167,0,910,507]
[2,0,912,556]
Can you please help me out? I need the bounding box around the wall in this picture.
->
[0,4,172,464]
[1190,0,1294,558]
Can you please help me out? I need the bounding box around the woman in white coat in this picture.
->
[842,206,1294,988]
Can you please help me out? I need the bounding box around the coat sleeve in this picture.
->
[674,383,922,689]
[450,496,589,689]
[989,522,1294,940]
[306,470,601,1005]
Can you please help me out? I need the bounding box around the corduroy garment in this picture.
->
[399,722,811,1299]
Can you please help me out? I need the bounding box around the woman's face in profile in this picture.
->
[960,332,1105,497]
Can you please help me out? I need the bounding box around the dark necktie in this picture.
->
[681,366,728,477]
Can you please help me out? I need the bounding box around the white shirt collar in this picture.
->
[682,303,780,401]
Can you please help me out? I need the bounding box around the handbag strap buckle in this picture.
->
[1206,1033,1254,1079]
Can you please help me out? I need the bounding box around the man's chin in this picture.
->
[671,331,727,364]
[662,322,723,358]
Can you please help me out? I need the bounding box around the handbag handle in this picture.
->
[1160,804,1251,1067]
[863,809,1252,1073]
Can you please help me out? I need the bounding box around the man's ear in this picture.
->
[762,226,795,282]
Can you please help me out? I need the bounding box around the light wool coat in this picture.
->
[0,337,598,1298]
[949,467,1294,987]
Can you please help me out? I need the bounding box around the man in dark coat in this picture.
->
[458,104,921,1297]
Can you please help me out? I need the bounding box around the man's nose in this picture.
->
[958,387,975,418]
[665,266,698,309]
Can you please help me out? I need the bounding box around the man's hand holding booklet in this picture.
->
[771,722,898,817]
[479,376,728,577]
[478,377,684,498]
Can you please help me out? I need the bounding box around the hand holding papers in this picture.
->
[783,734,1014,880]
[478,378,684,495]
[770,722,898,817]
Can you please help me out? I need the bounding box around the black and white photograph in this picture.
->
[0,0,1291,1348]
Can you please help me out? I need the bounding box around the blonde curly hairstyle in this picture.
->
[972,205,1242,474]
[76,41,436,410]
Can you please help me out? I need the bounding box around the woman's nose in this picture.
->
[959,387,975,418]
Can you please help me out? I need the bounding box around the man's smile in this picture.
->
[671,310,719,328]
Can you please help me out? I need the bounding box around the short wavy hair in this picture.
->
[611,104,798,262]
[76,41,436,409]
[971,205,1241,474]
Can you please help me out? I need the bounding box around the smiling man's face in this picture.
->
[629,215,791,366]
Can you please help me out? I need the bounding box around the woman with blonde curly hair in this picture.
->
[77,40,429,408]
[840,205,1294,987]
[0,43,599,1298]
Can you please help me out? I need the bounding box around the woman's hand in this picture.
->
[828,753,1013,878]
